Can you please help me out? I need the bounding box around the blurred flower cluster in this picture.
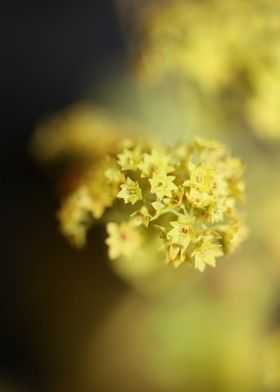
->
[32,104,132,164]
[135,0,280,140]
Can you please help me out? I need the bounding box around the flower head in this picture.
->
[149,171,178,201]
[117,177,142,205]
[167,217,195,250]
[139,148,174,177]
[57,136,247,272]
[117,146,142,171]
[106,221,143,259]
[192,239,223,272]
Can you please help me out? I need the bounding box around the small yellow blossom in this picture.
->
[187,188,214,209]
[131,206,151,227]
[166,244,187,269]
[139,148,174,177]
[167,218,195,249]
[208,198,227,223]
[149,171,177,200]
[117,146,142,171]
[163,187,184,209]
[117,177,142,205]
[106,221,143,259]
[184,164,217,193]
[192,240,223,272]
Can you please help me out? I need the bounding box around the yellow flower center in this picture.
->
[181,225,189,234]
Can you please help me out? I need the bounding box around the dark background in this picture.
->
[0,1,128,390]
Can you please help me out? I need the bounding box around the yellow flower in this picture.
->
[131,206,151,227]
[192,240,223,272]
[187,188,214,209]
[163,187,184,209]
[105,221,142,259]
[166,244,187,268]
[184,163,216,193]
[117,177,142,205]
[207,198,227,223]
[139,148,174,177]
[167,217,195,249]
[117,146,142,171]
[149,171,177,200]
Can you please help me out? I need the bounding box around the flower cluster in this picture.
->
[136,0,280,140]
[58,137,247,272]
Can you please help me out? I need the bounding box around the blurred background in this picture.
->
[1,0,280,391]
[1,1,128,390]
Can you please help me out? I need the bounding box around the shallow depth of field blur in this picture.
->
[1,1,280,391]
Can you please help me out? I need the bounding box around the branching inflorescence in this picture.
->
[58,137,247,272]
